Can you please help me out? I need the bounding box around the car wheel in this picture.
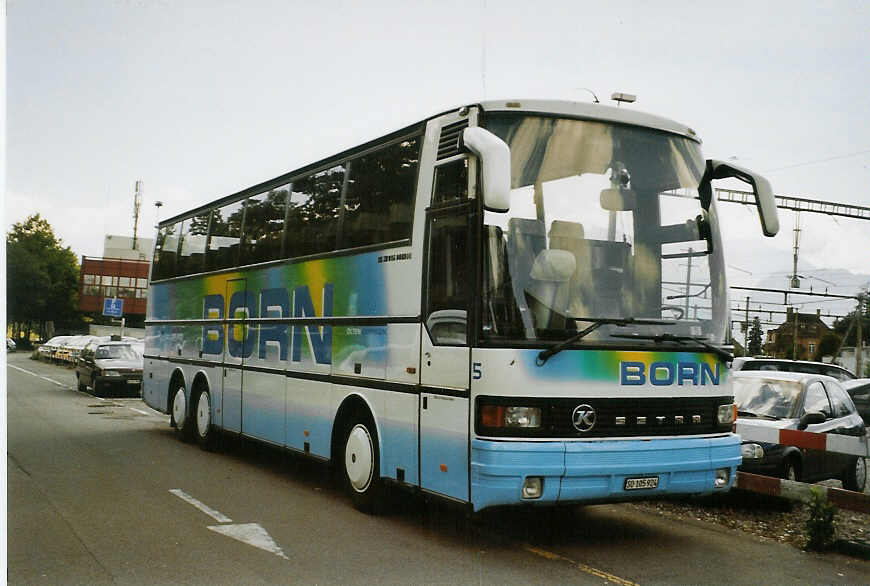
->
[783,458,801,482]
[76,372,86,392]
[195,388,218,451]
[170,385,193,442]
[342,413,383,514]
[843,457,867,493]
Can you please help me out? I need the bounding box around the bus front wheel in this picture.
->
[342,415,383,514]
[170,385,193,442]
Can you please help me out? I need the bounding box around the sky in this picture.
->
[5,0,870,331]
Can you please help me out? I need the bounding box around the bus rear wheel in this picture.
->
[342,415,383,514]
[195,388,218,451]
[170,385,193,442]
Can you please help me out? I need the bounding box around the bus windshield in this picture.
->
[480,113,728,346]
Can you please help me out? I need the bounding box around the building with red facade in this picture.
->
[78,256,150,316]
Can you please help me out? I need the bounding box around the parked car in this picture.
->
[842,379,870,426]
[6,338,16,352]
[735,371,866,492]
[76,341,144,397]
[732,357,856,382]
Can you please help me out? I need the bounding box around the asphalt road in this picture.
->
[7,351,870,585]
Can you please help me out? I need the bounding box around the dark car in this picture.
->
[76,341,144,397]
[732,357,855,382]
[735,371,867,492]
[843,379,870,426]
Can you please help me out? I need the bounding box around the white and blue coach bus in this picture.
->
[143,100,779,512]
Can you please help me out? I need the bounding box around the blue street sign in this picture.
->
[103,297,124,317]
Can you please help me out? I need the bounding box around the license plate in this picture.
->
[127,379,141,384]
[624,476,659,490]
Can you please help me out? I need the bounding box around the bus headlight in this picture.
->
[480,405,542,428]
[716,403,736,426]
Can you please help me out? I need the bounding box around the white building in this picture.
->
[103,234,154,261]
[839,347,870,378]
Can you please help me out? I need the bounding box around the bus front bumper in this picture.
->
[470,434,741,511]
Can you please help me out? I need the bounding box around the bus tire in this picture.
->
[342,413,383,514]
[170,384,193,442]
[194,388,218,451]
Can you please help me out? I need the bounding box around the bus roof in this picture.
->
[477,99,701,143]
[159,99,701,227]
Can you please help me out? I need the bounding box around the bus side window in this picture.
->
[425,213,470,345]
[176,212,209,276]
[241,186,288,265]
[432,159,468,204]
[153,222,180,280]
[341,137,420,249]
[286,166,344,258]
[207,199,244,271]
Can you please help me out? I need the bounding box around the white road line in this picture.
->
[129,407,149,415]
[169,489,233,524]
[9,364,68,387]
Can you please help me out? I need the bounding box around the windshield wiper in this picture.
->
[609,332,733,362]
[536,317,676,366]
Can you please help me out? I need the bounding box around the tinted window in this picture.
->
[425,211,470,345]
[207,200,245,270]
[432,159,468,204]
[803,382,832,417]
[826,382,855,418]
[241,186,288,265]
[152,222,181,280]
[285,165,344,257]
[176,212,210,275]
[341,138,420,248]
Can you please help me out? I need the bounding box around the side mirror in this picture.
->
[462,127,511,212]
[798,411,826,430]
[700,160,779,237]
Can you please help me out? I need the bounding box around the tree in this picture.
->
[832,291,870,347]
[814,333,841,362]
[6,214,82,342]
[747,317,763,356]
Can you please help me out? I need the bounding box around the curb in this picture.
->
[834,538,870,560]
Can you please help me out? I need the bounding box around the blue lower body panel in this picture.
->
[471,434,741,511]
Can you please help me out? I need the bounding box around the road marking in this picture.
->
[9,364,68,387]
[208,523,289,559]
[129,407,150,415]
[523,544,638,586]
[169,489,233,523]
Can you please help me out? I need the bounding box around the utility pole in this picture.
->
[790,211,801,288]
[744,296,750,355]
[133,180,143,250]
[857,295,865,376]
[792,307,799,360]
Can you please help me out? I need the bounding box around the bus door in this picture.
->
[222,278,249,433]
[419,150,476,500]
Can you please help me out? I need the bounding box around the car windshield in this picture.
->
[95,345,139,360]
[480,113,727,346]
[734,377,802,419]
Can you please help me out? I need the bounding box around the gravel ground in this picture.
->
[630,488,869,551]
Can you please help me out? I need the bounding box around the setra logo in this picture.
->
[572,404,597,432]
